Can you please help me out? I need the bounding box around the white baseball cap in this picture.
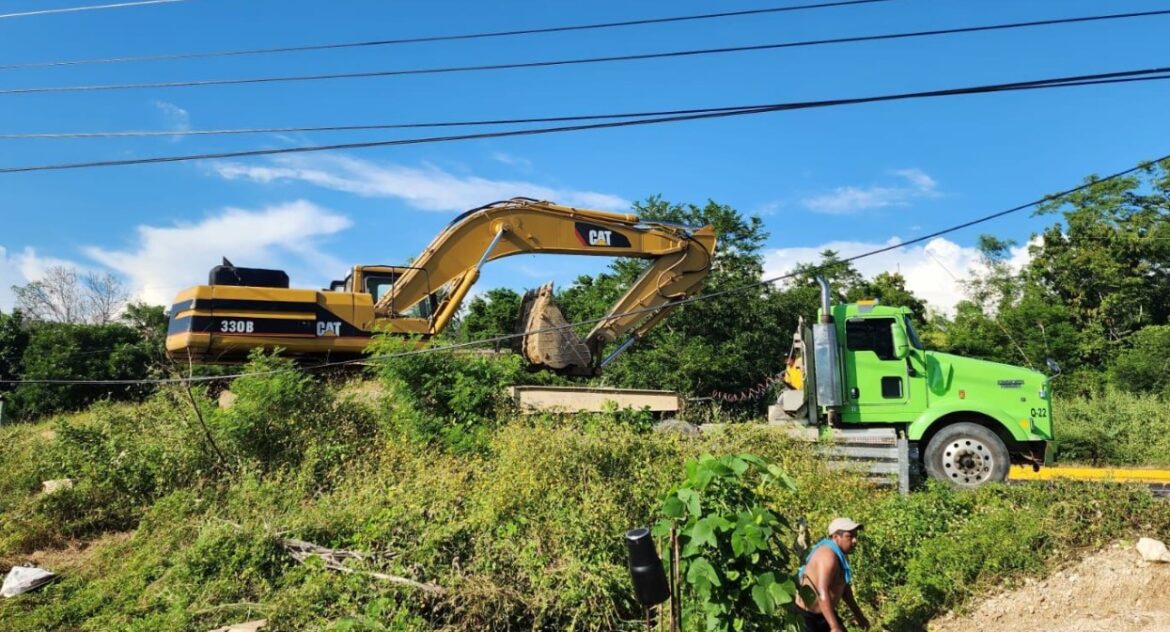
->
[827,517,862,536]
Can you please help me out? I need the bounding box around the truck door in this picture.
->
[842,316,910,421]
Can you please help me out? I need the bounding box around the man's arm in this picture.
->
[808,549,847,632]
[843,584,870,630]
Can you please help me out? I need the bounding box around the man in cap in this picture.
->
[794,517,869,632]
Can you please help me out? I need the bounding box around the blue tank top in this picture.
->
[798,538,853,585]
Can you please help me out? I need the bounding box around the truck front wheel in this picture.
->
[924,422,1009,488]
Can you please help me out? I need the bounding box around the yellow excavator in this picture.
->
[165,197,717,375]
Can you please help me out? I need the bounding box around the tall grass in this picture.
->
[0,352,1166,630]
[1054,387,1170,466]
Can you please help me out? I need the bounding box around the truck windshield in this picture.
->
[904,316,925,350]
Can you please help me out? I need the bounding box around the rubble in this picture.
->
[931,542,1170,631]
[1136,537,1170,563]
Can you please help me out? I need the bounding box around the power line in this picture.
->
[9,66,1170,141]
[0,104,827,140]
[3,150,1167,386]
[0,0,890,70]
[0,0,186,20]
[2,66,1169,174]
[4,9,1170,95]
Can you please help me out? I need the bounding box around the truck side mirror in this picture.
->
[891,322,910,360]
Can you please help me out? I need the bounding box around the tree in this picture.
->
[556,197,792,399]
[851,271,930,326]
[1027,158,1170,364]
[120,302,170,373]
[0,309,28,388]
[11,265,129,324]
[455,288,523,348]
[1109,325,1170,395]
[789,249,867,302]
[7,321,153,420]
[933,235,1079,371]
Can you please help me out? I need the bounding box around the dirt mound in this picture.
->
[931,541,1170,631]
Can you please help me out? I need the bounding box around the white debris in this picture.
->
[1,565,57,597]
[208,620,266,632]
[218,390,238,409]
[41,479,73,495]
[1136,538,1170,563]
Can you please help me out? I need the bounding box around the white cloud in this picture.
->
[211,154,630,212]
[490,151,533,171]
[0,247,25,311]
[84,200,351,306]
[801,168,940,215]
[0,246,91,311]
[153,100,191,141]
[763,236,1034,315]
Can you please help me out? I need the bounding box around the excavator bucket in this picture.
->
[518,282,594,374]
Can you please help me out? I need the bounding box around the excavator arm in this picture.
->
[164,197,715,371]
[376,197,717,374]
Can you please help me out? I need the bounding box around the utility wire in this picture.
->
[0,0,889,70]
[0,0,185,20]
[3,150,1167,386]
[2,66,1169,174]
[4,9,1170,95]
[8,66,1170,140]
[0,104,846,140]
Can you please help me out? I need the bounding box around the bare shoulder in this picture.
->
[810,545,840,569]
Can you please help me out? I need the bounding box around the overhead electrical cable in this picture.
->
[3,150,1167,386]
[0,0,889,70]
[0,0,186,20]
[8,65,1170,140]
[4,9,1170,94]
[1,66,1168,174]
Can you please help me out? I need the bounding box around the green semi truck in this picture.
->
[773,278,1053,488]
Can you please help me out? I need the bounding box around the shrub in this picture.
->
[654,453,802,631]
[213,350,333,470]
[1053,387,1170,465]
[1109,324,1170,394]
[368,337,525,453]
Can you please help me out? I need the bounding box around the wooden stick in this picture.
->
[280,538,446,596]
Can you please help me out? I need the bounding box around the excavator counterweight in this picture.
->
[165,197,717,373]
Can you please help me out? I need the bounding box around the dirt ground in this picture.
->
[930,541,1170,632]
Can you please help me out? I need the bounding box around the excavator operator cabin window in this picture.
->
[363,275,395,302]
[845,317,897,361]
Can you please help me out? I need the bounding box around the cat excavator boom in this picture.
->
[166,197,717,375]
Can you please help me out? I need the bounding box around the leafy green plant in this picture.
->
[368,336,525,453]
[654,453,803,631]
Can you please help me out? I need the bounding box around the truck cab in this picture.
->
[777,279,1053,488]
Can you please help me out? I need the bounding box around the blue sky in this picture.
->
[2,0,1168,314]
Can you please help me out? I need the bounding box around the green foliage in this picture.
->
[1052,387,1170,465]
[368,336,525,453]
[558,197,800,403]
[857,481,1170,630]
[1109,324,1170,395]
[6,321,154,420]
[331,598,424,631]
[214,349,330,469]
[6,327,160,422]
[654,454,801,631]
[0,402,1168,631]
[454,288,523,347]
[0,309,29,388]
[1030,159,1170,364]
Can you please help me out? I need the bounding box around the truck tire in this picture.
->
[924,422,1009,488]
